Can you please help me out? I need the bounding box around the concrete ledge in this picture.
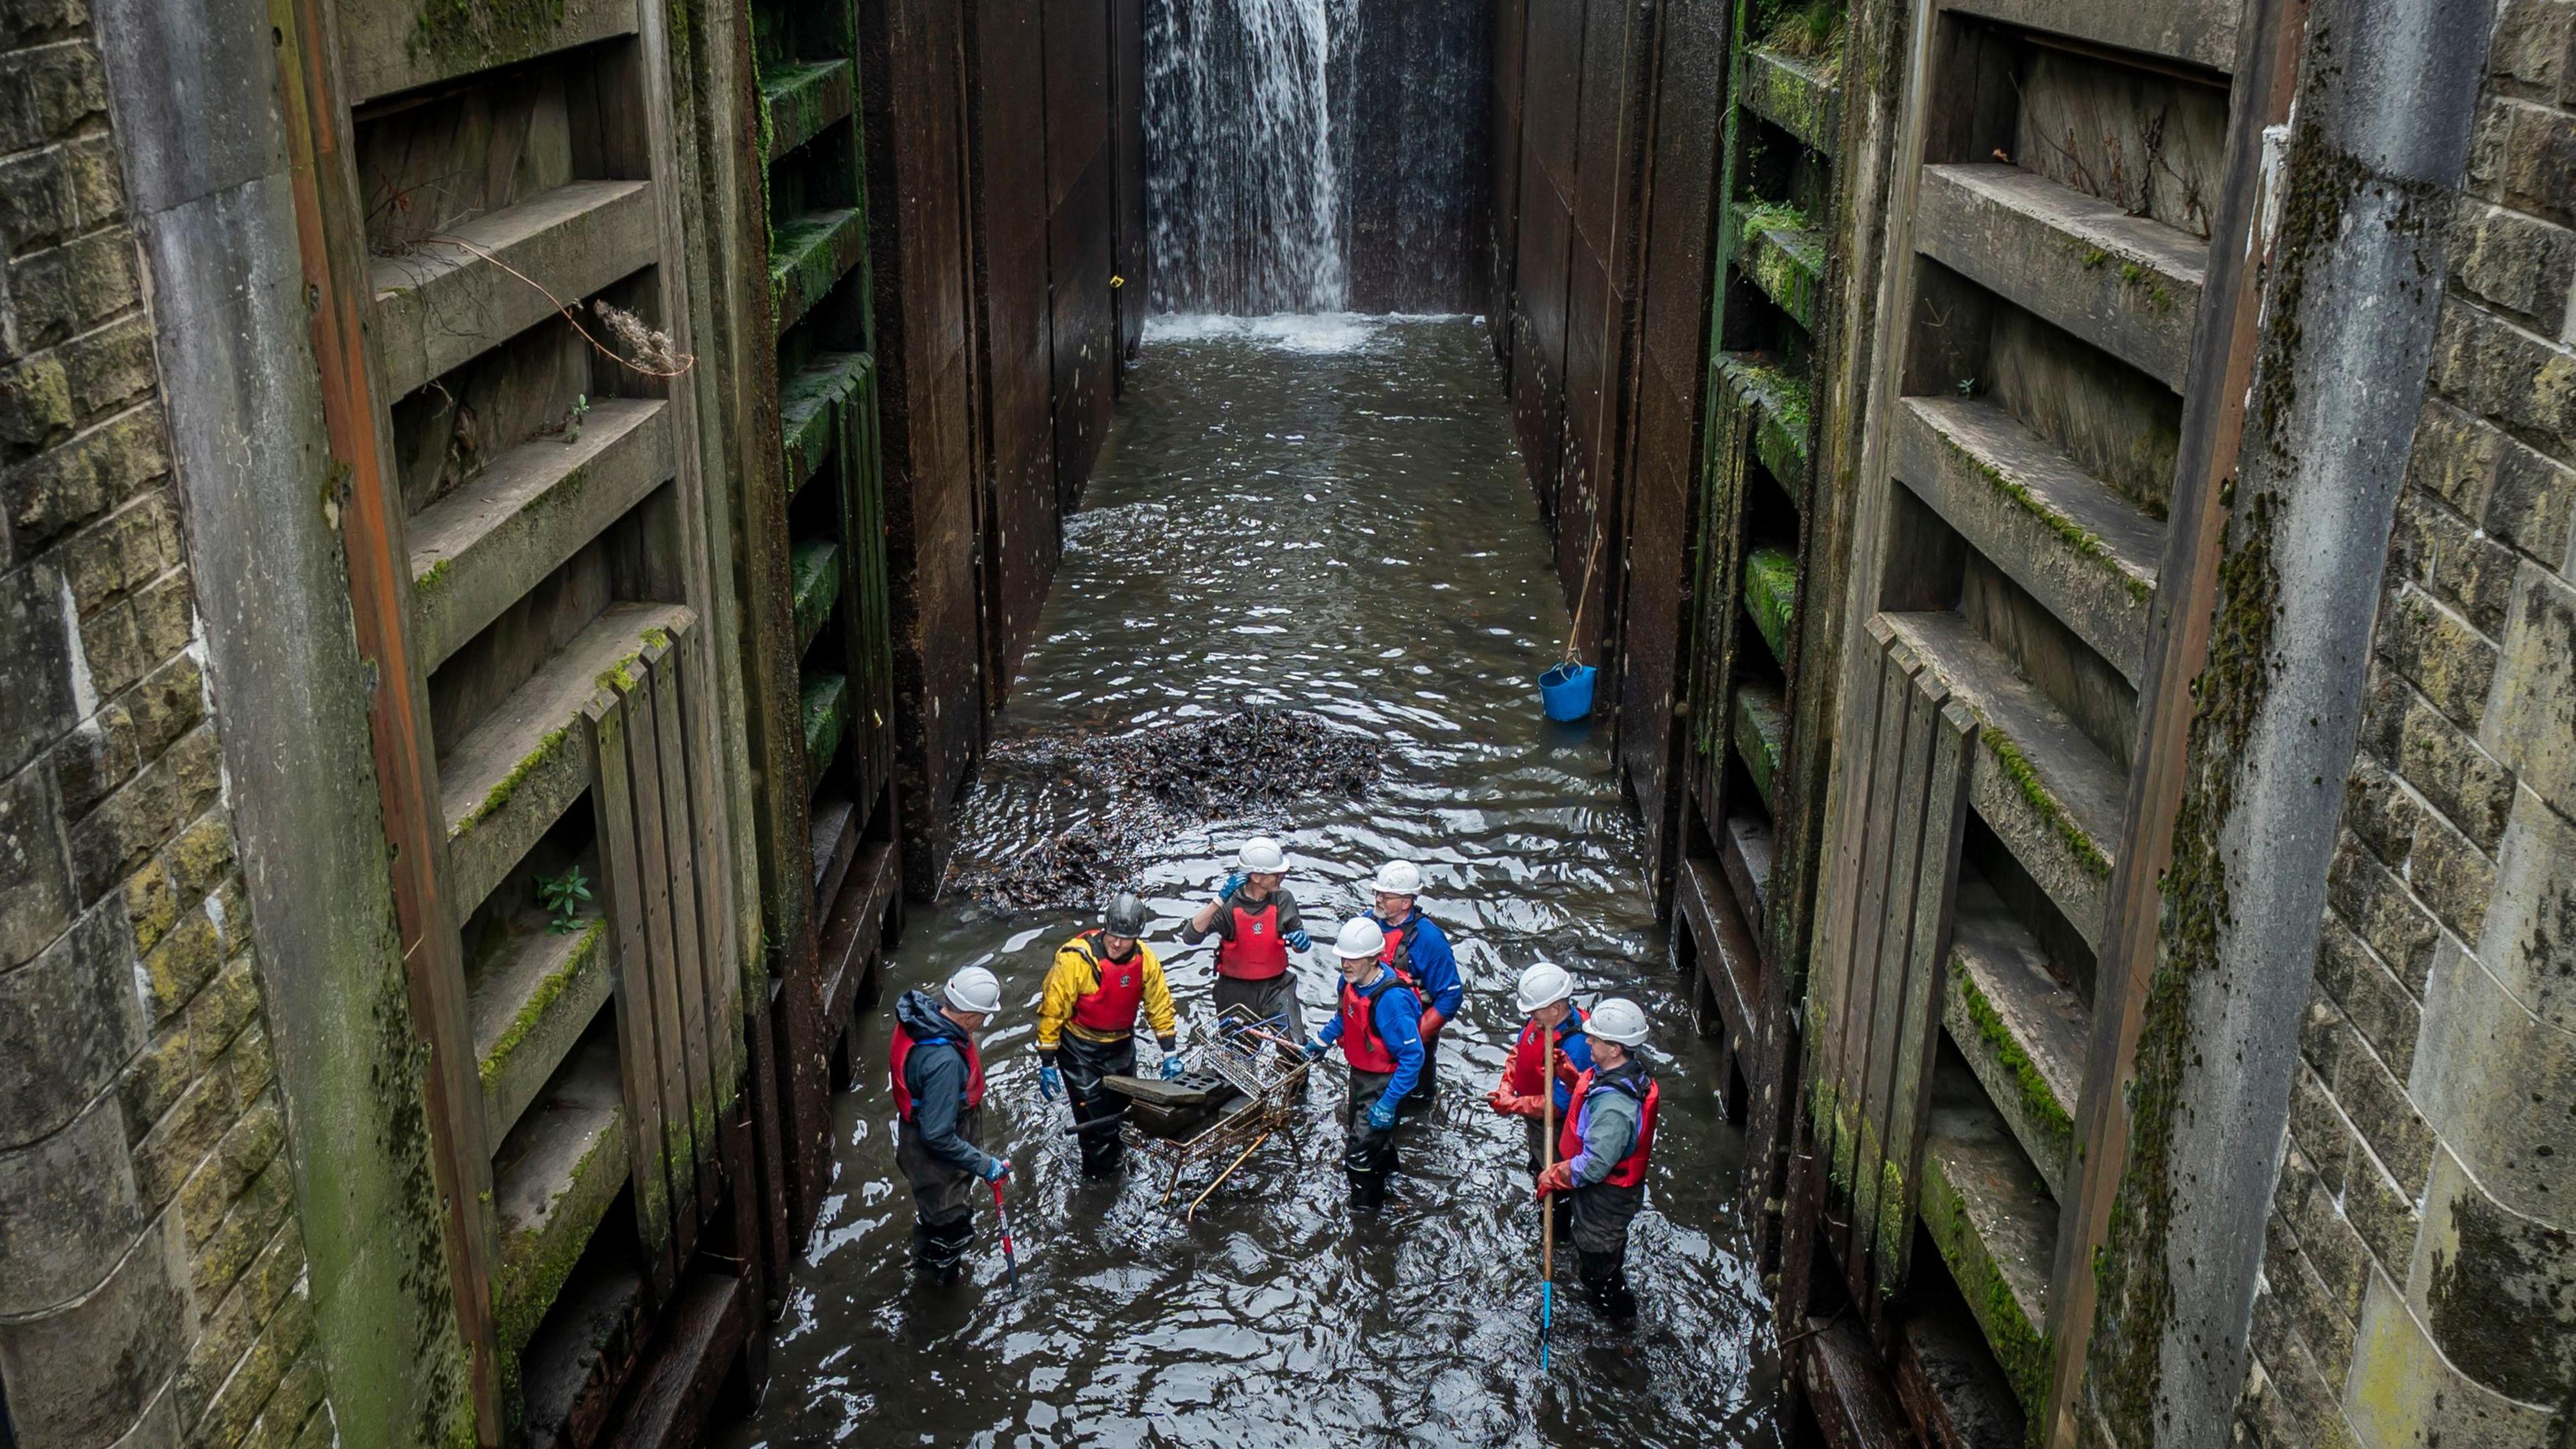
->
[1896,395,2162,686]
[409,398,674,672]
[490,1033,627,1359]
[1881,610,2120,949]
[1943,870,2088,1199]
[340,0,640,107]
[1917,164,2206,392]
[371,180,659,400]
[1937,0,2238,73]
[759,61,855,164]
[1921,1053,2057,1419]
[440,602,697,916]
[470,915,611,1146]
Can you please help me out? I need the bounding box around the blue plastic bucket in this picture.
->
[1539,661,1597,722]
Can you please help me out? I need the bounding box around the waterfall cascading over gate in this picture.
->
[1145,0,1346,315]
[1143,0,1488,317]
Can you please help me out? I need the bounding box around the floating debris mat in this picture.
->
[944,708,1386,912]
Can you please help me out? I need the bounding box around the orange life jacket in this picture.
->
[1336,969,1419,1074]
[888,1021,985,1122]
[1216,896,1291,980]
[1068,930,1148,1036]
[1503,1006,1589,1099]
[1557,1065,1658,1188]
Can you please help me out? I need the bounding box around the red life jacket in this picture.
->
[1376,912,1422,985]
[1068,930,1148,1035]
[1336,969,1420,1074]
[1216,896,1291,980]
[1557,1065,1658,1188]
[888,1022,985,1122]
[1503,1007,1589,1098]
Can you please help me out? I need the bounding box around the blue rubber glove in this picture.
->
[1038,1064,1062,1102]
[1285,928,1312,951]
[1220,871,1246,902]
[1366,1097,1399,1132]
[981,1157,1012,1183]
[1161,1052,1185,1081]
[1301,1038,1329,1063]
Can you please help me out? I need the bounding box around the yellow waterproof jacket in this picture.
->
[1036,930,1177,1049]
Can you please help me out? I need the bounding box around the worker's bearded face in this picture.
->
[1373,890,1413,920]
[1338,955,1374,985]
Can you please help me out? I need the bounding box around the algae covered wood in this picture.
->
[471,913,613,1144]
[339,0,641,105]
[1920,1054,2057,1419]
[759,60,856,163]
[1733,680,1790,810]
[1737,46,1841,158]
[642,638,722,1226]
[408,396,675,670]
[1744,545,1799,666]
[790,538,843,653]
[769,208,869,338]
[491,1032,629,1358]
[584,680,678,1299]
[617,637,701,1273]
[1943,873,2088,1199]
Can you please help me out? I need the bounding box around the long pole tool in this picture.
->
[1540,1059,1558,1372]
[990,1179,1020,1297]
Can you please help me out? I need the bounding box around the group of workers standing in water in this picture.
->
[882,838,1662,1330]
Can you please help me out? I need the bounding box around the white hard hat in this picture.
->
[944,965,1002,1016]
[1515,961,1574,1015]
[1371,859,1422,896]
[1334,918,1387,961]
[1587,997,1650,1046]
[1238,837,1288,873]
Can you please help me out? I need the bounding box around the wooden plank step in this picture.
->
[808,795,859,910]
[1917,164,2206,392]
[1895,396,2161,686]
[780,351,871,492]
[341,0,639,105]
[1737,45,1840,157]
[1676,856,1760,1058]
[1894,1293,2030,1449]
[1803,1314,1917,1449]
[373,180,659,400]
[1735,209,1827,333]
[1921,1052,2059,1421]
[441,601,696,916]
[1715,352,1813,505]
[1733,679,1788,812]
[1744,543,1798,666]
[820,841,898,1033]
[600,1271,749,1448]
[410,398,674,672]
[470,913,612,1146]
[1879,611,2121,949]
[769,209,867,338]
[1722,812,1776,945]
[800,671,849,777]
[1941,0,2237,73]
[758,60,855,163]
[790,537,843,655]
[518,1258,648,1449]
[492,1032,629,1358]
[1943,871,2090,1199]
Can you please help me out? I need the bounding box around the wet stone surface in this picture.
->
[731,316,1782,1448]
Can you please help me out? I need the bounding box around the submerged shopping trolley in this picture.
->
[1101,1005,1311,1220]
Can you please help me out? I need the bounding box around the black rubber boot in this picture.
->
[915,1212,973,1284]
[1344,1124,1395,1212]
[1577,1246,1636,1328]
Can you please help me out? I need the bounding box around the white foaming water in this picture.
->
[1145,0,1344,313]
[1143,311,1474,355]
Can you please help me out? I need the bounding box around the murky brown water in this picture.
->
[731,315,1782,1448]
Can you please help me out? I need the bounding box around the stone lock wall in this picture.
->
[2237,2,2576,1442]
[0,3,325,1442]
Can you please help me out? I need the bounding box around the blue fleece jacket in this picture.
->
[1371,908,1463,1020]
[1315,965,1426,1112]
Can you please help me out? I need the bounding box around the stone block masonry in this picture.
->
[0,0,326,1441]
[2237,0,2576,1442]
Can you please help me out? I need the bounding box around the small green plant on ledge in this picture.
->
[537,866,593,934]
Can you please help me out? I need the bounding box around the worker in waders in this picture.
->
[1366,860,1462,1108]
[1036,892,1181,1178]
[890,966,1012,1286]
[1535,997,1658,1328]
[1300,918,1425,1212]
[1181,837,1312,1035]
[1487,960,1595,1178]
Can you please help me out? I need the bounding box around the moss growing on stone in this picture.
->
[1982,725,2110,878]
[476,918,604,1091]
[1941,427,2153,604]
[417,555,453,594]
[451,728,570,839]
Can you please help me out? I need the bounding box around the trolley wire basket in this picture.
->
[1118,1005,1311,1220]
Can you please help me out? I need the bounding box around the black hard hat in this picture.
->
[1106,891,1148,937]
